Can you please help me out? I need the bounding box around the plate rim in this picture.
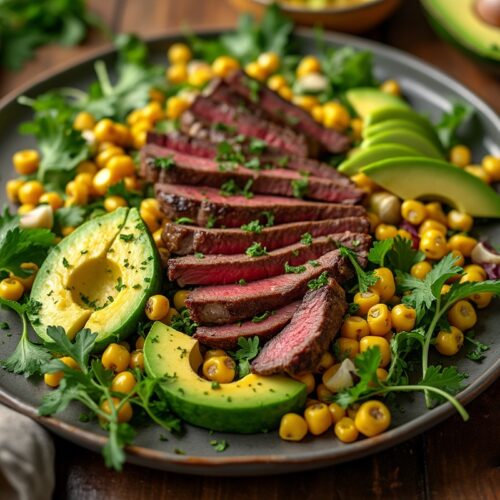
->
[0,27,499,475]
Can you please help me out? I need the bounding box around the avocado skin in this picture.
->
[144,323,307,434]
[363,157,500,218]
[29,208,161,351]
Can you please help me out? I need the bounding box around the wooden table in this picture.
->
[1,1,499,498]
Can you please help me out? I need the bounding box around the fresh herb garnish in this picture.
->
[194,252,205,260]
[368,236,424,272]
[154,156,175,170]
[291,176,309,199]
[307,271,329,291]
[300,232,313,246]
[284,262,306,274]
[435,102,473,150]
[245,242,268,257]
[339,246,378,293]
[252,311,271,323]
[230,336,260,378]
[210,439,229,452]
[170,308,198,336]
[241,220,264,233]
[464,331,490,362]
[175,217,195,225]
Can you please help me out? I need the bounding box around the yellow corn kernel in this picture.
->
[390,304,416,332]
[107,155,136,179]
[167,63,188,84]
[166,96,190,120]
[202,356,236,383]
[77,161,98,176]
[311,105,324,123]
[375,224,398,241]
[465,165,491,184]
[353,291,380,316]
[212,56,240,78]
[0,278,24,301]
[104,195,127,212]
[316,383,333,403]
[447,234,478,257]
[257,52,280,74]
[350,118,364,141]
[369,267,396,303]
[279,413,308,441]
[99,397,133,424]
[160,307,179,326]
[13,149,40,175]
[315,351,335,373]
[102,343,130,373]
[245,61,267,81]
[418,219,447,236]
[435,326,464,356]
[188,66,213,87]
[278,86,293,101]
[145,295,170,321]
[96,146,125,168]
[447,300,477,330]
[367,303,392,336]
[173,290,190,310]
[129,350,145,370]
[335,337,359,360]
[292,95,319,112]
[142,101,165,123]
[401,199,427,225]
[92,168,119,196]
[111,371,137,394]
[482,155,500,182]
[267,74,287,92]
[292,372,315,394]
[340,316,369,340]
[351,172,377,192]
[410,260,432,280]
[447,210,473,232]
[354,400,391,437]
[44,356,79,388]
[18,180,44,205]
[449,144,471,167]
[94,118,118,144]
[334,417,359,443]
[419,229,448,260]
[167,43,192,64]
[424,202,448,225]
[380,79,401,96]
[322,102,350,131]
[328,403,346,423]
[39,192,64,211]
[73,111,96,131]
[6,179,25,202]
[296,56,321,78]
[304,403,332,435]
[359,336,391,367]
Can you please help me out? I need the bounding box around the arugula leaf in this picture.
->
[435,102,473,150]
[0,297,51,377]
[230,336,260,378]
[0,208,55,277]
[339,246,378,293]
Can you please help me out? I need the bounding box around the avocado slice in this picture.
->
[30,208,160,350]
[338,144,420,175]
[361,129,444,159]
[363,119,442,150]
[365,107,438,137]
[422,0,500,66]
[144,323,307,433]
[345,88,409,119]
[363,157,500,218]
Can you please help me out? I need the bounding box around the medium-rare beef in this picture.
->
[155,184,366,228]
[252,279,346,375]
[224,71,351,154]
[186,246,368,324]
[189,95,309,157]
[141,144,363,204]
[149,127,352,184]
[163,217,370,255]
[168,231,370,286]
[194,302,300,350]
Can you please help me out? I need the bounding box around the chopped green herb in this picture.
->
[62,257,71,269]
[194,252,205,260]
[175,217,195,225]
[154,156,175,169]
[251,311,271,323]
[291,176,309,199]
[307,271,329,291]
[238,279,247,286]
[300,232,313,246]
[245,242,268,257]
[210,439,229,452]
[119,234,134,242]
[284,262,306,274]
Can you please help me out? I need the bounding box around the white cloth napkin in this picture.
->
[0,404,54,500]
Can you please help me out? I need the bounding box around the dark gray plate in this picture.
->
[0,29,499,476]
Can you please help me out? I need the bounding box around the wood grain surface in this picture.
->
[1,1,498,498]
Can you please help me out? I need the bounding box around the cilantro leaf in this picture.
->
[230,336,260,378]
[154,156,174,170]
[284,262,306,274]
[300,232,313,246]
[464,332,490,362]
[0,207,55,277]
[441,280,500,309]
[102,422,136,471]
[245,242,268,257]
[210,439,229,452]
[386,236,425,273]
[241,220,265,233]
[307,271,329,291]
[339,246,378,293]
[107,180,143,208]
[367,238,393,267]
[435,102,473,150]
[418,365,467,403]
[53,206,87,233]
[170,308,198,336]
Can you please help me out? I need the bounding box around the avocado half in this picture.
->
[363,157,500,218]
[144,322,307,434]
[421,0,500,68]
[29,208,160,350]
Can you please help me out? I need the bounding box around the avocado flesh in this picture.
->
[363,119,442,150]
[422,0,500,63]
[363,157,500,218]
[144,323,307,434]
[30,208,160,350]
[362,129,444,159]
[345,88,409,119]
[338,144,420,175]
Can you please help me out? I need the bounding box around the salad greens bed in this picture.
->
[0,5,499,470]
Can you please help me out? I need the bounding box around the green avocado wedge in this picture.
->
[345,87,409,119]
[365,107,438,139]
[29,208,160,350]
[363,157,500,218]
[363,119,442,150]
[361,129,444,159]
[144,323,307,434]
[338,144,420,175]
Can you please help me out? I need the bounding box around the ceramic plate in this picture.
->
[0,29,499,476]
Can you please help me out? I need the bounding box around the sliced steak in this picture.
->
[168,231,370,286]
[194,302,300,350]
[252,279,346,375]
[186,246,367,324]
[141,144,363,204]
[189,94,308,157]
[163,217,370,255]
[155,184,366,228]
[149,127,352,184]
[225,71,351,154]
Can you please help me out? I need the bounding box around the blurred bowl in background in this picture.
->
[227,0,401,33]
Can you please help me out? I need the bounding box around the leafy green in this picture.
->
[464,331,490,362]
[210,439,229,452]
[435,102,473,150]
[339,246,378,293]
[170,308,198,336]
[284,262,306,274]
[251,311,272,323]
[368,237,424,272]
[291,177,309,199]
[307,271,329,291]
[154,156,175,170]
[107,180,143,208]
[0,297,51,377]
[441,280,500,309]
[0,208,55,277]
[241,220,265,234]
[245,242,268,257]
[53,206,87,233]
[300,233,313,246]
[230,336,260,378]
[0,0,102,70]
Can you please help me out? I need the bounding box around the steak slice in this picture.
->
[194,301,300,350]
[141,144,363,204]
[252,279,346,375]
[225,71,351,154]
[149,126,352,184]
[189,94,309,157]
[155,184,366,228]
[168,231,370,286]
[186,247,366,324]
[163,216,370,255]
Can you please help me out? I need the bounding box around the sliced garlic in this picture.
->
[296,72,328,93]
[471,242,500,265]
[323,358,357,393]
[20,205,53,230]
